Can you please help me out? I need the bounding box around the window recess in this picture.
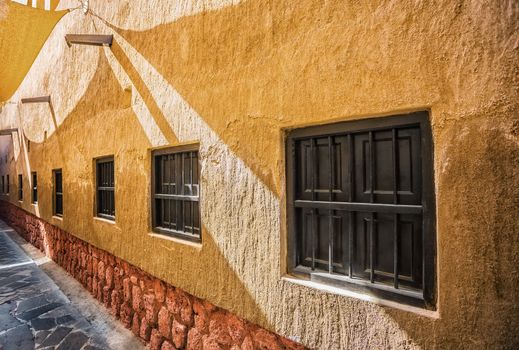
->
[96,157,115,220]
[32,172,37,203]
[152,145,201,242]
[53,169,63,216]
[286,112,436,308]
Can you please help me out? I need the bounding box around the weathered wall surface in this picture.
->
[0,0,518,349]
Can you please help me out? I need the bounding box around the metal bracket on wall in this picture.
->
[21,96,51,104]
[65,34,113,47]
[0,128,19,136]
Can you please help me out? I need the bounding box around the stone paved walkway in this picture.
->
[0,221,144,350]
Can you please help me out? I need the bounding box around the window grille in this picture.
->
[96,157,115,220]
[152,145,200,242]
[53,169,63,216]
[286,112,436,307]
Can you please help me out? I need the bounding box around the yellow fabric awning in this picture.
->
[0,1,66,102]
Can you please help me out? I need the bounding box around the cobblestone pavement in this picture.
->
[0,221,144,350]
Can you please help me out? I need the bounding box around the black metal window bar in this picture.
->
[96,157,115,220]
[53,169,63,216]
[152,145,200,242]
[287,112,435,308]
[17,174,23,201]
[6,175,9,194]
[32,172,37,203]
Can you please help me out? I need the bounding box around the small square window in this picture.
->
[152,145,201,242]
[53,169,63,216]
[286,112,436,308]
[96,157,115,220]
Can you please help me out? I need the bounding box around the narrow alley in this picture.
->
[0,220,144,350]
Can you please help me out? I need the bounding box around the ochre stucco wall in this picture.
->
[0,1,518,349]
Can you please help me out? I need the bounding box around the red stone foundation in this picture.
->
[0,201,306,350]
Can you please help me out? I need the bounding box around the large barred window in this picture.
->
[96,157,115,220]
[286,112,436,308]
[152,145,200,242]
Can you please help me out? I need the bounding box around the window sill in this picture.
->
[93,216,116,225]
[51,215,63,221]
[148,232,202,249]
[282,275,439,319]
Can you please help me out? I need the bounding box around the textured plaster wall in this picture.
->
[0,0,518,349]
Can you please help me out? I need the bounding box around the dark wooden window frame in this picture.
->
[53,169,63,217]
[17,174,23,201]
[95,156,115,221]
[286,111,436,309]
[31,172,37,203]
[151,144,201,243]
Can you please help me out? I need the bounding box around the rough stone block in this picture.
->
[111,290,120,313]
[241,336,254,350]
[154,279,166,303]
[132,285,142,312]
[143,293,158,325]
[172,319,187,349]
[105,266,114,289]
[100,288,109,308]
[187,328,203,350]
[139,317,151,341]
[166,288,193,326]
[193,300,208,332]
[227,314,248,344]
[120,304,133,329]
[208,312,232,347]
[253,329,283,350]
[203,335,224,350]
[123,278,131,302]
[131,313,141,336]
[158,307,171,338]
[150,329,164,350]
[130,275,138,285]
[161,340,175,350]
[97,261,105,280]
